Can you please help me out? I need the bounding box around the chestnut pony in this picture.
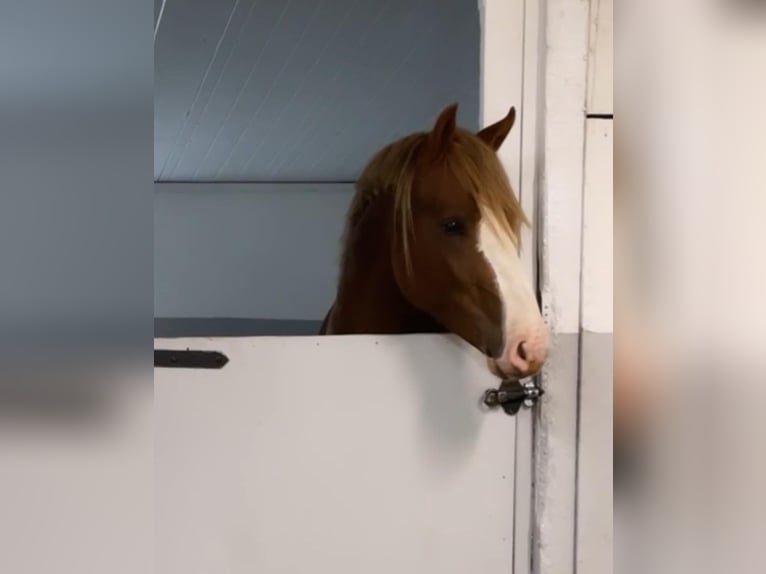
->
[320,103,548,380]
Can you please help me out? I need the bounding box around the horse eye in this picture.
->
[441,218,466,236]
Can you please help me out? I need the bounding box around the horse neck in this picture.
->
[331,193,442,335]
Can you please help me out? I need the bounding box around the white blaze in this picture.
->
[477,211,543,350]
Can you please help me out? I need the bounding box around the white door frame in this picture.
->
[482,0,602,573]
[535,0,591,571]
[479,2,539,571]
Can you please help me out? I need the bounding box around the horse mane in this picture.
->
[342,127,529,271]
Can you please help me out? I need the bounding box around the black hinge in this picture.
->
[482,379,544,415]
[154,349,229,369]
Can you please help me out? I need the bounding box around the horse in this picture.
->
[320,102,548,380]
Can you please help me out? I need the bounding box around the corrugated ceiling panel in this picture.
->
[155,0,480,182]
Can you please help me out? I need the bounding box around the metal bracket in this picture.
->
[154,349,229,369]
[482,379,544,415]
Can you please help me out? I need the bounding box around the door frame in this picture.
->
[479,2,537,571]
[481,0,600,572]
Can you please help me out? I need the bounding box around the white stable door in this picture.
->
[156,334,521,573]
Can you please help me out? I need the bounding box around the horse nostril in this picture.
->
[501,335,547,378]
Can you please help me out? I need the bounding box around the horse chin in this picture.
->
[487,357,506,379]
[487,357,522,381]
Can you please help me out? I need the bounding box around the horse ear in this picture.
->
[428,103,459,154]
[477,106,516,151]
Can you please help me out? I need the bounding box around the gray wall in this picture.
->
[154,0,480,182]
[154,183,353,335]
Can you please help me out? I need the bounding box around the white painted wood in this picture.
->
[576,121,613,574]
[576,334,613,574]
[535,0,592,572]
[581,120,613,334]
[587,0,614,115]
[538,1,589,336]
[518,0,544,285]
[480,0,525,201]
[156,334,518,574]
[514,0,545,571]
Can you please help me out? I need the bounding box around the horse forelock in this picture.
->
[446,130,528,246]
[342,129,527,273]
[342,133,424,272]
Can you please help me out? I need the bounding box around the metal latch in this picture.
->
[482,379,543,415]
